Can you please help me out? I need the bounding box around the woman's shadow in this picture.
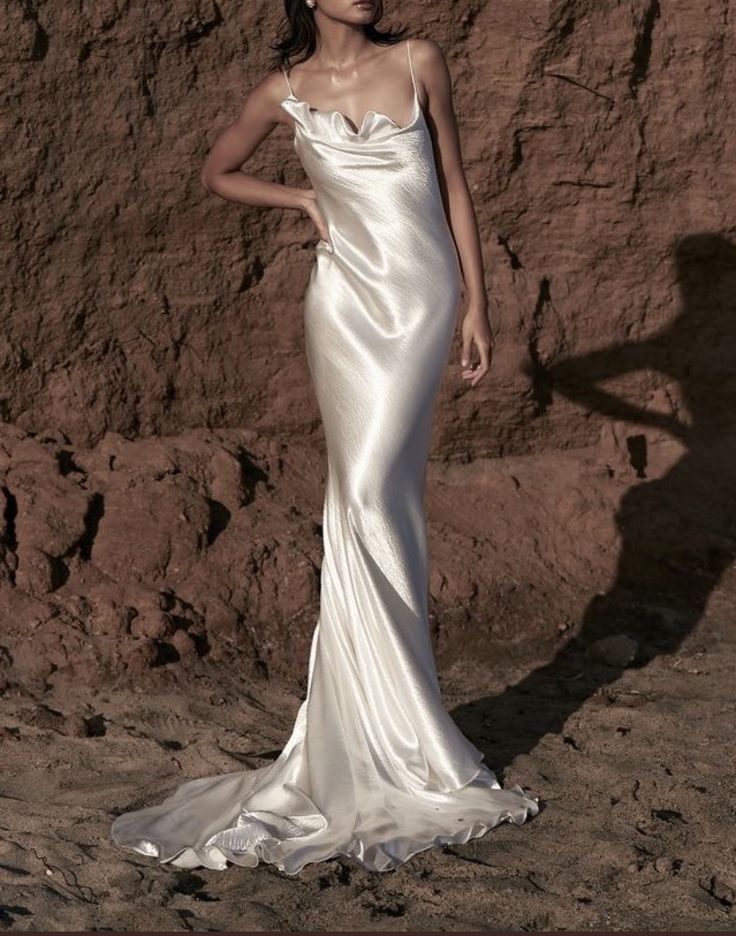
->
[454,232,736,768]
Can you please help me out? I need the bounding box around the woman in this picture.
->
[111,0,540,875]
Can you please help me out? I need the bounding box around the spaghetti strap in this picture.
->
[406,39,417,95]
[281,63,294,97]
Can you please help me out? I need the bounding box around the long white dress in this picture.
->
[110,38,540,875]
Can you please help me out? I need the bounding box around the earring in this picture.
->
[306,0,316,7]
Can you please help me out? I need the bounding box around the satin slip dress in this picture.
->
[110,38,540,875]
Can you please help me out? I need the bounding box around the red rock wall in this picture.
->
[1,1,734,692]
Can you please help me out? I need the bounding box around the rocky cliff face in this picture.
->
[1,0,734,692]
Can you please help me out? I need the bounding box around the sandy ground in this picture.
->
[1,597,735,933]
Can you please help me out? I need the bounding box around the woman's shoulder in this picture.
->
[405,36,450,92]
[248,64,294,106]
[407,36,448,65]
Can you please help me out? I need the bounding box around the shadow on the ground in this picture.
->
[453,232,736,770]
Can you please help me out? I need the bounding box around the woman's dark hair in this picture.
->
[269,0,410,72]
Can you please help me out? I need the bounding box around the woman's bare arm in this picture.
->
[414,38,494,386]
[200,71,329,241]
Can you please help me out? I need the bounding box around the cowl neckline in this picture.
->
[280,86,422,142]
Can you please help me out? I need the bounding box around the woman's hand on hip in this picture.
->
[297,188,331,247]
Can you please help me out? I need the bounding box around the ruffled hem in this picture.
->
[111,778,540,876]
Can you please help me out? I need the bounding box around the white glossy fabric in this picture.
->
[110,40,539,875]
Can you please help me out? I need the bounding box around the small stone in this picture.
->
[171,629,197,657]
[585,634,639,667]
[130,610,175,640]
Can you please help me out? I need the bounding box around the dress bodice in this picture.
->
[278,43,459,283]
